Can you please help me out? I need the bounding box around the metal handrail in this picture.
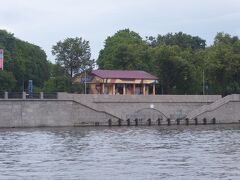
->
[8,92,23,99]
[0,92,4,99]
[43,92,58,99]
[26,93,41,99]
[0,92,58,99]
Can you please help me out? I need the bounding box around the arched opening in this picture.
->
[127,108,168,122]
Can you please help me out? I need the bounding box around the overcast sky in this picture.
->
[1,0,240,62]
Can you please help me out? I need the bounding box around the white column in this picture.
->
[143,84,146,95]
[40,92,44,99]
[22,91,26,99]
[4,92,8,99]
[133,84,136,95]
[102,83,105,94]
[153,84,156,95]
[113,84,115,94]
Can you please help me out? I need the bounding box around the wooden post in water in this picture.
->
[108,119,112,126]
[135,118,138,126]
[203,118,207,125]
[194,118,198,125]
[157,118,161,126]
[147,118,151,126]
[167,118,171,126]
[176,118,180,125]
[127,119,130,126]
[118,119,122,126]
[212,118,216,124]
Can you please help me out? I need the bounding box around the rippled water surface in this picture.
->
[0,125,240,180]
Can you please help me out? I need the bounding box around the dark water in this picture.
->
[0,125,240,180]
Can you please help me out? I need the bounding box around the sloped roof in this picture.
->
[91,70,158,80]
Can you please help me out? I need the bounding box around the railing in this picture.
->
[8,92,23,99]
[26,93,41,99]
[43,92,58,99]
[0,92,58,100]
[0,92,4,99]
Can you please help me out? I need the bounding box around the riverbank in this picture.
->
[0,93,239,128]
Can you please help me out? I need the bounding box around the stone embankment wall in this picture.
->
[0,100,117,128]
[0,92,239,127]
[58,93,221,125]
[187,94,240,125]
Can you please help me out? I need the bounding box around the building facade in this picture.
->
[73,70,158,95]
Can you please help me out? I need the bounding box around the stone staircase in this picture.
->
[58,93,122,120]
[186,94,240,120]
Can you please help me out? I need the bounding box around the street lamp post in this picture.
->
[84,70,87,94]
[202,69,205,95]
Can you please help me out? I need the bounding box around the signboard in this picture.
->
[80,75,93,83]
[28,80,33,97]
[0,49,3,70]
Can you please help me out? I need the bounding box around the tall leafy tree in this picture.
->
[0,29,50,91]
[205,33,240,95]
[97,29,153,71]
[42,63,84,93]
[52,37,94,77]
[0,71,16,91]
[151,45,194,94]
[154,32,206,51]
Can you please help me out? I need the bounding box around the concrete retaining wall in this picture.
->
[58,93,221,120]
[0,93,239,127]
[188,94,240,124]
[0,100,74,127]
[0,100,117,127]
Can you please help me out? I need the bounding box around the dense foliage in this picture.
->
[0,71,16,91]
[0,30,91,93]
[97,29,240,95]
[0,29,239,95]
[52,37,95,77]
[0,29,50,91]
[42,63,84,93]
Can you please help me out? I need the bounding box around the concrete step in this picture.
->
[186,94,240,120]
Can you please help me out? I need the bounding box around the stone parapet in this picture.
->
[0,93,239,127]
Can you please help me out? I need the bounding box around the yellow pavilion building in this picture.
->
[73,70,158,95]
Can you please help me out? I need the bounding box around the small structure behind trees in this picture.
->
[73,69,158,95]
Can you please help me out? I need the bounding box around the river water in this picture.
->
[0,125,240,180]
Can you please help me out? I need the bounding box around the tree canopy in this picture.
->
[0,29,50,91]
[0,28,239,95]
[52,37,94,77]
[204,33,240,95]
[0,71,16,91]
[97,30,240,95]
[0,30,94,93]
[97,29,151,70]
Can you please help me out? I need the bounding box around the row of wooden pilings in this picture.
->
[107,117,217,126]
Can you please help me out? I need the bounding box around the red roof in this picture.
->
[91,70,158,80]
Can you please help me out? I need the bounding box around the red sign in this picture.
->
[0,49,3,70]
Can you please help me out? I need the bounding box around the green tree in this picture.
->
[42,63,84,93]
[205,33,240,95]
[52,37,94,77]
[151,45,194,94]
[43,76,71,92]
[155,32,206,51]
[97,29,153,71]
[0,71,16,91]
[0,29,50,91]
[97,29,209,94]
